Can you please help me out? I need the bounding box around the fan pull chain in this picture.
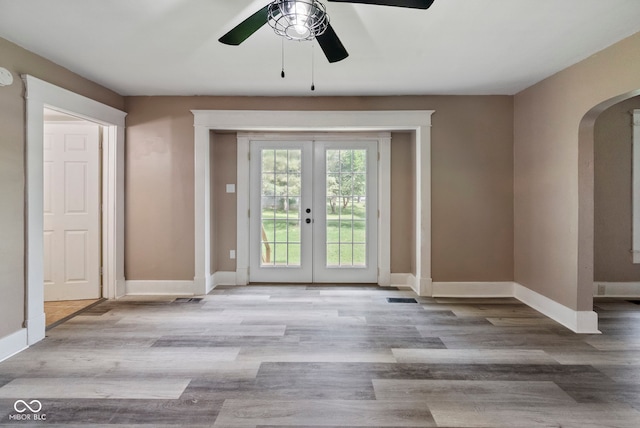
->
[311,41,315,91]
[281,38,285,78]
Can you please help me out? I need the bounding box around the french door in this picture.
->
[249,139,378,283]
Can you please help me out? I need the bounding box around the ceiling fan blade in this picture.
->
[219,5,271,45]
[316,24,349,63]
[327,0,434,9]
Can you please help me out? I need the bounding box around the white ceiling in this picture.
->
[1,0,640,96]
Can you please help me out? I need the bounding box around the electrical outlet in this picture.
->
[597,284,606,296]
[230,250,236,260]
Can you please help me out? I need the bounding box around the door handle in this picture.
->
[305,218,311,224]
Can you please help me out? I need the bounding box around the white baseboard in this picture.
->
[213,271,237,287]
[432,281,515,297]
[390,273,415,290]
[0,329,28,363]
[593,282,640,298]
[417,280,599,334]
[514,283,600,334]
[125,280,195,296]
[26,312,46,345]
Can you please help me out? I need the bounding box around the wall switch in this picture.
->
[597,284,606,296]
[230,250,236,259]
[226,184,235,193]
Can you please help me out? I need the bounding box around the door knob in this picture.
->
[305,218,311,224]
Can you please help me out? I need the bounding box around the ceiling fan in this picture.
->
[219,0,435,63]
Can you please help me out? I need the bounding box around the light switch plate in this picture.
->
[226,184,235,193]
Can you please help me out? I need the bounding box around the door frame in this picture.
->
[244,133,385,283]
[24,75,127,345]
[192,110,434,295]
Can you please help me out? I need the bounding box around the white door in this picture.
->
[249,139,377,283]
[43,123,101,301]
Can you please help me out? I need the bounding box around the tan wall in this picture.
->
[213,133,238,273]
[124,95,514,283]
[0,37,123,339]
[594,96,640,281]
[514,31,640,311]
[390,132,414,273]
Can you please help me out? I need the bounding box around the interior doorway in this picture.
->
[43,110,103,302]
[23,75,126,345]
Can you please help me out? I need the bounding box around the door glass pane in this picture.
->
[325,149,367,267]
[261,149,302,267]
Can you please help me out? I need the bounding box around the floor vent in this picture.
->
[386,297,418,304]
[173,297,203,303]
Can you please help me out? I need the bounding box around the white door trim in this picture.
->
[23,75,126,345]
[192,110,434,293]
[243,134,384,284]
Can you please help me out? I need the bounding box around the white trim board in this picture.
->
[125,281,195,296]
[238,132,389,284]
[632,110,640,263]
[23,75,127,346]
[390,273,416,291]
[0,329,28,363]
[594,282,640,297]
[425,281,599,334]
[213,271,237,287]
[514,284,600,334]
[193,110,434,293]
[432,281,515,298]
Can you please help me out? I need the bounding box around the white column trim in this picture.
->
[632,110,640,263]
[415,125,433,296]
[379,134,392,287]
[236,134,250,285]
[194,125,212,294]
[23,75,126,346]
[192,110,434,289]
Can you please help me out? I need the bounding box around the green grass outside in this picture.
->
[261,201,367,266]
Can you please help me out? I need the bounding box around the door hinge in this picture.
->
[378,152,380,161]
[248,209,250,218]
[248,151,251,161]
[100,266,103,276]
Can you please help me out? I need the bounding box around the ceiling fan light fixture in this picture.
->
[268,0,329,41]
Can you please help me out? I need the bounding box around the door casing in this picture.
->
[241,132,390,284]
[248,137,380,283]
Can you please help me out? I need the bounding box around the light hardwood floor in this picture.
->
[44,299,102,328]
[0,285,639,427]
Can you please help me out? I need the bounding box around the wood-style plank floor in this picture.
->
[0,285,639,427]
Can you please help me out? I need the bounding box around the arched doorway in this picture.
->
[578,89,640,316]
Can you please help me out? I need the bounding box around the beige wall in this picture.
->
[212,132,238,273]
[594,96,640,281]
[0,37,123,339]
[514,31,640,311]
[390,132,414,273]
[124,95,514,283]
